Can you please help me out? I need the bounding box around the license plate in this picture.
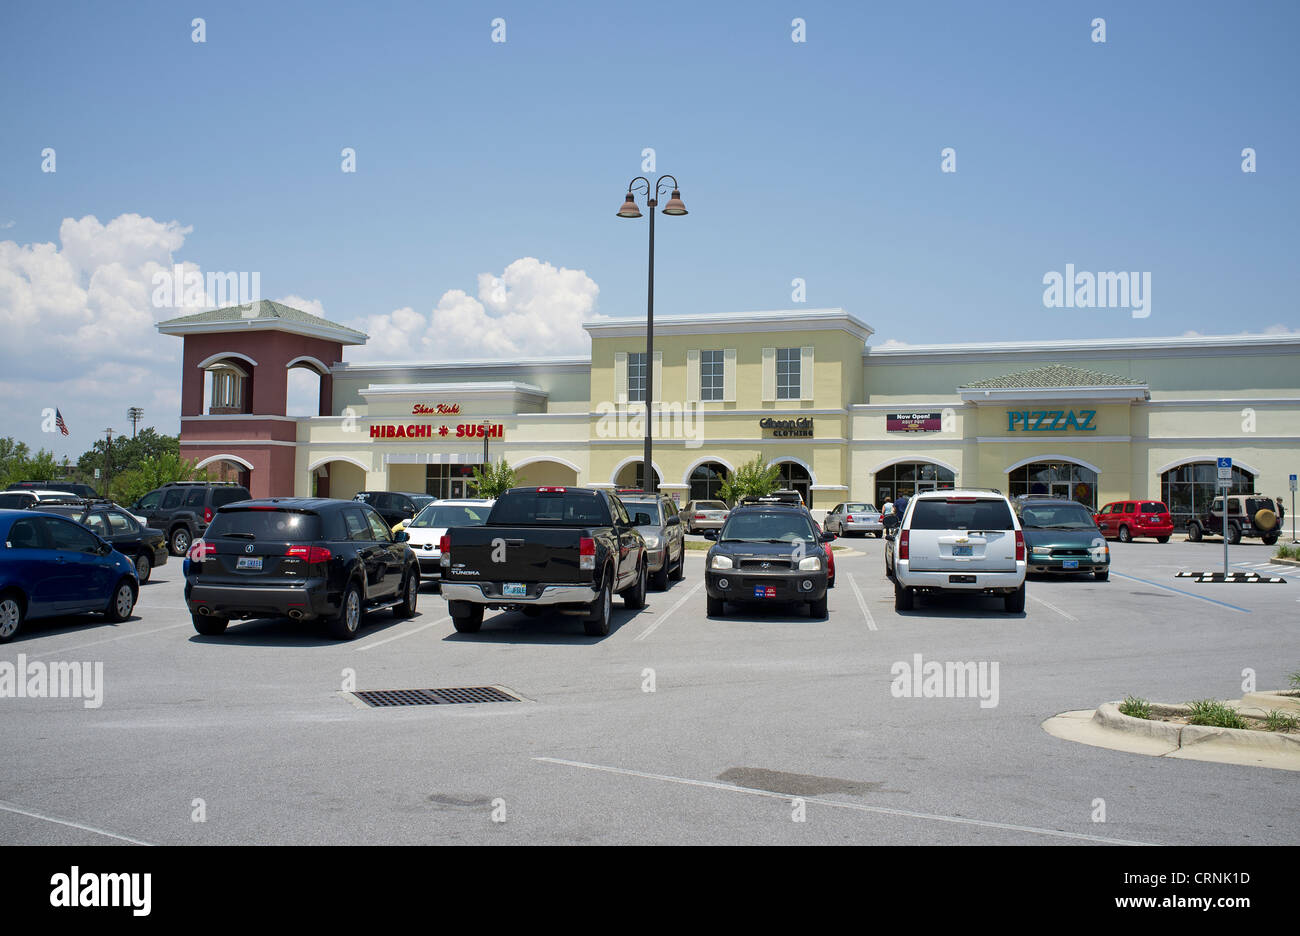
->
[503,583,527,597]
[754,585,777,598]
[952,545,973,557]
[236,556,263,571]
[949,574,975,584]
[1062,559,1079,569]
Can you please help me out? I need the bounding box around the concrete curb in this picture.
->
[1270,556,1300,568]
[1242,690,1300,712]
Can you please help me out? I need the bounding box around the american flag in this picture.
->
[55,408,69,436]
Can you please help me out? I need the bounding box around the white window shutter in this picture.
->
[614,351,628,404]
[653,351,663,404]
[686,350,700,403]
[723,348,736,402]
[800,346,814,401]
[761,347,776,402]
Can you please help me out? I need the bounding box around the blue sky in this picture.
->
[1,0,1297,455]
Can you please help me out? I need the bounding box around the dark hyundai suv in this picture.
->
[353,491,435,529]
[133,482,251,557]
[703,503,834,618]
[184,497,420,640]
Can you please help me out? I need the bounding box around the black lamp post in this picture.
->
[617,175,687,493]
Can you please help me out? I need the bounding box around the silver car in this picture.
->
[824,502,883,537]
[684,500,730,534]
[621,495,686,590]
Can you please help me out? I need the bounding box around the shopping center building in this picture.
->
[158,301,1300,528]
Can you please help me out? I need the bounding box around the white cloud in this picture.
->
[276,294,327,318]
[348,257,601,362]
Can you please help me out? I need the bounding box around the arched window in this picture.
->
[772,460,812,507]
[689,462,730,502]
[615,461,661,491]
[874,461,956,506]
[1008,461,1098,509]
[1161,462,1255,531]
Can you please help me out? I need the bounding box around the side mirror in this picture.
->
[667,515,680,526]
[820,531,836,543]
[394,530,410,542]
[97,540,114,556]
[703,530,718,541]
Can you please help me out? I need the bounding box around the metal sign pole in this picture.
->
[1223,487,1229,577]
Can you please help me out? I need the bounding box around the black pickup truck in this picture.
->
[439,486,647,636]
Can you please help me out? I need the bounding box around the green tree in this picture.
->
[77,428,180,486]
[0,438,60,487]
[469,458,518,498]
[718,456,781,505]
[110,453,207,505]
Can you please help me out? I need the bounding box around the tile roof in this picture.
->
[959,363,1146,390]
[157,300,368,341]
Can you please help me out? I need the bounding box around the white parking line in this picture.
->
[634,581,703,642]
[846,574,878,631]
[0,799,153,846]
[1028,594,1078,622]
[357,615,450,651]
[532,757,1157,846]
[25,623,191,659]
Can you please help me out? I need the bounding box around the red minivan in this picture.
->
[1094,500,1174,543]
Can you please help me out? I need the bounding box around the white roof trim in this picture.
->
[585,308,873,341]
[359,381,547,398]
[960,386,1149,404]
[160,318,366,345]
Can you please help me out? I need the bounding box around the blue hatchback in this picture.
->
[0,509,139,642]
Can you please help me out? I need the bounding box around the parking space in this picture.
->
[1,536,1295,846]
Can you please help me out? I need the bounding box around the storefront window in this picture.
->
[615,462,661,490]
[773,460,812,507]
[425,463,484,499]
[1007,461,1097,509]
[1161,462,1254,531]
[874,462,956,505]
[689,462,729,502]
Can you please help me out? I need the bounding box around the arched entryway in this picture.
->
[193,454,253,490]
[686,459,731,503]
[1006,457,1099,509]
[613,457,662,491]
[768,458,814,507]
[309,457,368,501]
[514,457,580,488]
[871,459,957,505]
[1159,459,1257,531]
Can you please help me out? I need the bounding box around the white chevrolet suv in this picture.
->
[885,489,1026,613]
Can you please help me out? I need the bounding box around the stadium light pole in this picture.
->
[128,407,144,438]
[617,175,687,494]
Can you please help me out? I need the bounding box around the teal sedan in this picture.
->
[1015,500,1110,580]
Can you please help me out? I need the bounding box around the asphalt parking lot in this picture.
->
[2,536,1297,846]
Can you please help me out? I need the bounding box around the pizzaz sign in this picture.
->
[1006,410,1098,432]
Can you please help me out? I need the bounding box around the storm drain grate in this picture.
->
[353,686,521,707]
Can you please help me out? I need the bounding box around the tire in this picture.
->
[1117,525,1131,543]
[707,595,725,616]
[1187,523,1202,542]
[584,578,613,636]
[0,591,25,643]
[104,578,136,622]
[134,552,152,584]
[191,612,228,636]
[393,568,418,618]
[1094,568,1109,581]
[450,601,484,633]
[169,526,191,557]
[327,581,364,640]
[1263,534,1278,546]
[670,547,685,581]
[1226,524,1241,545]
[651,557,669,591]
[622,560,648,609]
[1156,536,1170,544]
[808,594,828,619]
[894,577,913,611]
[1004,583,1026,613]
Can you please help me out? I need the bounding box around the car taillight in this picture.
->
[537,486,566,493]
[846,515,854,522]
[695,514,706,519]
[203,507,213,523]
[579,536,595,571]
[1015,530,1025,561]
[898,530,909,560]
[440,535,452,567]
[285,545,331,563]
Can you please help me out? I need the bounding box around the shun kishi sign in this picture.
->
[369,423,504,439]
[759,417,813,438]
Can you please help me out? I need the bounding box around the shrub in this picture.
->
[1118,696,1152,719]
[1186,699,1249,730]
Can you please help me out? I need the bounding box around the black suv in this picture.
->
[1187,494,1282,545]
[353,491,435,528]
[38,500,168,583]
[703,503,834,618]
[132,482,251,557]
[7,480,99,498]
[185,497,421,640]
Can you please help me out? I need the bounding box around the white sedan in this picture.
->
[403,499,495,584]
[824,502,884,537]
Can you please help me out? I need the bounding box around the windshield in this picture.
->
[846,503,874,512]
[623,502,663,525]
[409,504,491,528]
[207,509,321,540]
[489,492,610,526]
[721,511,818,544]
[695,501,726,510]
[410,495,436,510]
[1018,504,1098,529]
[911,498,1014,531]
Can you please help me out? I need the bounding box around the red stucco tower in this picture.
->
[157,300,368,498]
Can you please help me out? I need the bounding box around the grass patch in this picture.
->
[1118,696,1152,719]
[1186,699,1249,730]
[1263,710,1300,732]
[1276,543,1298,560]
[684,540,712,551]
[1289,669,1300,692]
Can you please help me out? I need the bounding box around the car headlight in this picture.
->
[643,535,661,549]
[1090,545,1110,561]
[798,556,822,571]
[1031,546,1051,556]
[710,554,733,570]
